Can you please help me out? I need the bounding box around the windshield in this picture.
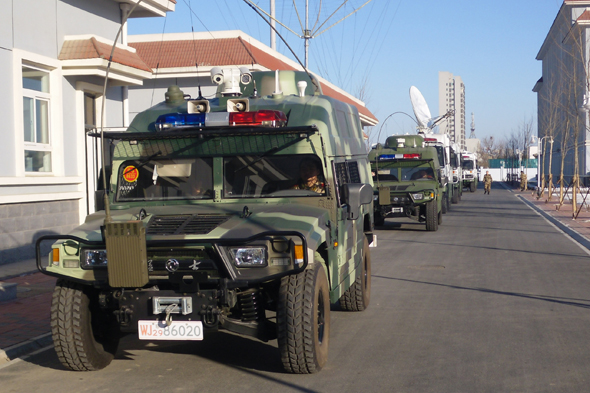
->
[116,158,213,202]
[402,167,434,181]
[435,146,445,167]
[224,154,326,198]
[373,169,398,182]
[373,166,434,182]
[462,160,474,170]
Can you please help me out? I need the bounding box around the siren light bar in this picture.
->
[155,110,287,131]
[379,153,421,160]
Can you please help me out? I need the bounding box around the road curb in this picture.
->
[0,333,53,364]
[516,194,590,252]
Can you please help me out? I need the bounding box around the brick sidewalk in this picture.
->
[514,185,590,241]
[0,273,56,359]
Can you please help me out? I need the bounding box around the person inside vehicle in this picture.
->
[412,169,434,180]
[292,157,326,194]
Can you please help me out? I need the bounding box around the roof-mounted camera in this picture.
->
[210,67,253,97]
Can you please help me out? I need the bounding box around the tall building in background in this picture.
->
[438,71,466,150]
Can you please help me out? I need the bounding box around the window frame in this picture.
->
[22,64,53,172]
[13,49,62,177]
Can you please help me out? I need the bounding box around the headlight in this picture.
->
[412,193,424,200]
[83,250,107,268]
[229,247,267,267]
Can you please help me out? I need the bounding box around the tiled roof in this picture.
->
[130,37,290,69]
[130,37,377,124]
[59,37,152,73]
[577,9,590,21]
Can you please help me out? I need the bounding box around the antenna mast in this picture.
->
[270,0,276,50]
[246,0,373,69]
[470,112,476,139]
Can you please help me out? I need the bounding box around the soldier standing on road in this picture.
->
[520,171,527,192]
[483,171,492,194]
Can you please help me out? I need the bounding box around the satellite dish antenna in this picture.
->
[409,86,432,131]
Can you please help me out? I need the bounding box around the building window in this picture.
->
[84,93,97,130]
[22,65,52,172]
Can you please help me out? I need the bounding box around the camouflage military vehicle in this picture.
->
[369,134,442,231]
[36,70,374,374]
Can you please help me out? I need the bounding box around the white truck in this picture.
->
[422,133,457,212]
[461,152,478,192]
[449,142,462,204]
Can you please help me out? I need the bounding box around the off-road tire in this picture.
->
[374,212,385,227]
[277,262,330,374]
[425,200,439,231]
[339,237,371,311]
[441,193,448,214]
[51,279,119,371]
[470,182,476,192]
[438,208,442,225]
[451,189,459,204]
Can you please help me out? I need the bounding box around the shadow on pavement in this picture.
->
[374,275,590,309]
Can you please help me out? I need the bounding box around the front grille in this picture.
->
[389,185,409,191]
[389,194,410,204]
[147,214,231,235]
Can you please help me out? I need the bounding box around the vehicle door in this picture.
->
[333,159,363,287]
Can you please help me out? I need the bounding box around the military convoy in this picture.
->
[35,65,481,374]
[37,70,374,374]
[369,135,442,231]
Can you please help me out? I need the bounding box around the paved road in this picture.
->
[2,183,590,392]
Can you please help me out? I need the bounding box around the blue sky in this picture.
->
[128,0,564,144]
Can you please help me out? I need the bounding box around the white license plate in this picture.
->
[138,320,203,340]
[391,207,403,213]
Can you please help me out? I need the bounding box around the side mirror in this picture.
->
[343,183,373,220]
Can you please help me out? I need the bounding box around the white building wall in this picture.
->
[0,0,133,264]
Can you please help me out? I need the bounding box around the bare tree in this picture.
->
[477,136,499,168]
[536,71,561,200]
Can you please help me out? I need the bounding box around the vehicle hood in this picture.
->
[374,179,438,192]
[71,203,330,250]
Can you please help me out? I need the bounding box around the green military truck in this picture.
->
[369,134,442,231]
[36,70,374,374]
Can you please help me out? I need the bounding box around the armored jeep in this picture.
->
[369,134,442,231]
[36,70,374,374]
